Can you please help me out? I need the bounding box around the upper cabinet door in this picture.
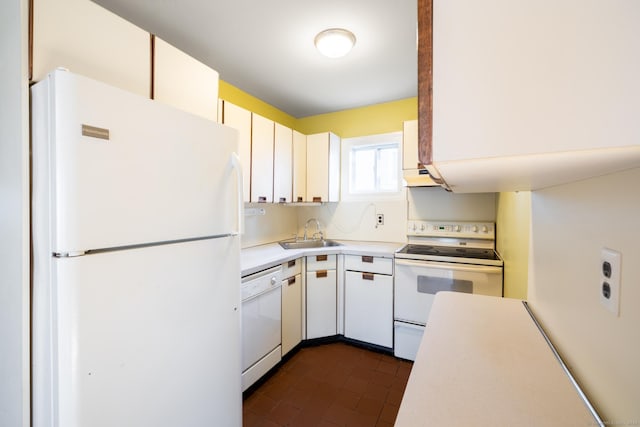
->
[251,113,275,203]
[420,0,640,192]
[327,133,341,202]
[153,37,219,122]
[32,0,150,97]
[306,133,329,203]
[273,123,293,203]
[306,132,340,203]
[292,131,307,203]
[221,101,251,202]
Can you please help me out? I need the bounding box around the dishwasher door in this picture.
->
[241,266,282,390]
[241,285,281,371]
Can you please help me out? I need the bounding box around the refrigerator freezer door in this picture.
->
[32,237,241,427]
[31,70,240,254]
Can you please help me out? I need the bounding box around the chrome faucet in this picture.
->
[303,218,323,241]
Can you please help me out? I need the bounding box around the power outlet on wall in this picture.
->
[600,248,622,316]
[376,214,384,226]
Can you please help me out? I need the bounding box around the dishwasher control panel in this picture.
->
[241,266,282,301]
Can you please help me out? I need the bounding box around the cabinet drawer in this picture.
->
[344,254,393,275]
[281,258,302,278]
[306,254,336,271]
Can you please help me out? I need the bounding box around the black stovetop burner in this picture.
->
[398,244,500,261]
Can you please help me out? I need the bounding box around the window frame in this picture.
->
[340,132,405,202]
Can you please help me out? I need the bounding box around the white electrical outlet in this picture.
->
[600,248,622,316]
[376,214,384,225]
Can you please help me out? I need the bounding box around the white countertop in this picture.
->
[395,292,598,427]
[241,240,404,276]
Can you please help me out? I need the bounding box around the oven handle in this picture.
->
[394,258,503,275]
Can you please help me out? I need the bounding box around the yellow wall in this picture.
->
[496,191,530,300]
[295,98,418,138]
[219,80,417,137]
[219,80,297,128]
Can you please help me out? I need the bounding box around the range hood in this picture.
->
[402,168,440,187]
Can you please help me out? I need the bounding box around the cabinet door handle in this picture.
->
[296,196,303,202]
[312,196,322,203]
[361,255,374,263]
[258,196,267,203]
[362,273,375,281]
[316,255,328,262]
[287,276,296,285]
[288,260,296,268]
[316,270,328,278]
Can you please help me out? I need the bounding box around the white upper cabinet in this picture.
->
[221,101,251,202]
[32,0,150,97]
[306,133,340,203]
[292,131,307,203]
[427,0,640,193]
[153,37,219,122]
[251,113,275,203]
[273,123,293,203]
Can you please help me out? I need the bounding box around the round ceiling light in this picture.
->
[314,28,356,58]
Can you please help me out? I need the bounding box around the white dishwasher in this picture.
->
[241,265,282,391]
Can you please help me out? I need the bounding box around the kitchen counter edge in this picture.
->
[241,240,404,277]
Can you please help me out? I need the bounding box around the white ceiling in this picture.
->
[92,0,418,118]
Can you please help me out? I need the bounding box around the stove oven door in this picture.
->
[394,259,503,325]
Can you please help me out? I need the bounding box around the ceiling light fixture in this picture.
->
[314,28,356,59]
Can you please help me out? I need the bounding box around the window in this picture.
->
[350,144,399,193]
[341,132,403,200]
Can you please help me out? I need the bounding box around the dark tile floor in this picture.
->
[243,342,413,427]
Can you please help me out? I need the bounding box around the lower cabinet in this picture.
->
[344,255,393,348]
[281,259,303,356]
[281,271,302,355]
[306,255,337,339]
[243,251,398,390]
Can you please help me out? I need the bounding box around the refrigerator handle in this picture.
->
[229,153,244,235]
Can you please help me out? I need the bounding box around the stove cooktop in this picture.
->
[395,243,503,266]
[398,244,500,261]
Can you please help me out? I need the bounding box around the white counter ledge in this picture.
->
[241,240,404,277]
[395,292,600,427]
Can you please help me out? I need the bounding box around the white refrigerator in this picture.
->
[31,70,243,427]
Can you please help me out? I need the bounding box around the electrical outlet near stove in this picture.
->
[376,214,384,226]
[600,248,621,316]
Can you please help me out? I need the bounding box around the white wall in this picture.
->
[242,204,298,248]
[408,187,496,221]
[528,168,640,422]
[0,0,30,425]
[291,187,497,244]
[296,199,407,243]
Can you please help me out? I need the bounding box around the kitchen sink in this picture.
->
[279,239,342,250]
